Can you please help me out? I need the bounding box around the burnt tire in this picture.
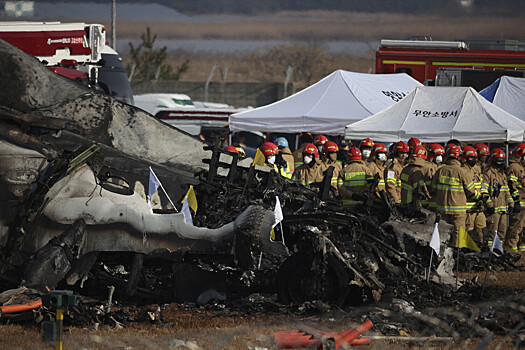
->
[277,253,349,306]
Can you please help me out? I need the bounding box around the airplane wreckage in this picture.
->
[0,39,522,311]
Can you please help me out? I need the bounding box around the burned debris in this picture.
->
[0,38,524,348]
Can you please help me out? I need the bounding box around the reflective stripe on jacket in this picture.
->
[384,158,404,203]
[484,165,512,213]
[431,158,480,214]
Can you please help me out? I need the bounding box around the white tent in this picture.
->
[345,86,525,143]
[229,70,422,135]
[480,76,525,122]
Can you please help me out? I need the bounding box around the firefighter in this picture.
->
[367,143,388,194]
[258,142,289,179]
[428,144,445,169]
[338,139,351,164]
[321,141,343,191]
[293,132,314,169]
[426,143,445,211]
[400,145,432,205]
[384,141,409,204]
[292,143,324,187]
[314,135,328,154]
[339,147,373,207]
[463,145,488,245]
[407,137,422,154]
[505,143,525,252]
[359,138,374,162]
[432,145,480,246]
[484,148,513,245]
[474,143,490,172]
[274,137,295,175]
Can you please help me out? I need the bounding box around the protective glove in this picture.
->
[508,205,514,214]
[485,206,495,215]
[513,200,521,213]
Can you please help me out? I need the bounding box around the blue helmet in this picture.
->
[274,137,289,148]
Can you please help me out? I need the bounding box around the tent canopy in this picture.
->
[345,86,525,143]
[480,76,525,122]
[229,70,422,135]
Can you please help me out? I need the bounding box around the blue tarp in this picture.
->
[480,78,501,102]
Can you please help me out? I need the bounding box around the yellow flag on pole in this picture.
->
[252,148,266,166]
[457,226,480,252]
[181,185,198,214]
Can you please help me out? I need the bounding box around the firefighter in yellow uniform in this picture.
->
[293,133,314,169]
[320,141,343,192]
[292,143,324,187]
[483,148,514,245]
[505,143,525,252]
[339,147,373,207]
[400,145,433,205]
[274,137,294,178]
[462,146,488,246]
[384,141,409,204]
[431,145,480,246]
[474,143,490,173]
[425,143,445,210]
[359,138,374,162]
[367,143,388,195]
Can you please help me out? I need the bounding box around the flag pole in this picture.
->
[480,252,493,298]
[456,245,460,291]
[427,249,433,282]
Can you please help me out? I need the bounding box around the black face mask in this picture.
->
[494,160,505,169]
[466,158,476,167]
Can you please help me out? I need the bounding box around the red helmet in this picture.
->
[371,142,388,156]
[360,138,374,148]
[224,145,238,153]
[347,147,362,161]
[446,145,461,158]
[322,141,339,155]
[462,146,478,160]
[490,148,505,159]
[303,143,319,158]
[394,141,409,153]
[314,135,328,147]
[260,142,277,157]
[411,145,427,159]
[428,143,445,156]
[512,143,525,158]
[408,137,422,150]
[474,143,490,156]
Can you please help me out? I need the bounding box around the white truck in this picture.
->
[0,21,133,104]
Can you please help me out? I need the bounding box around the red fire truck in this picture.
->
[0,21,133,104]
[376,39,525,86]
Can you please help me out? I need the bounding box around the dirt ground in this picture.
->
[0,311,518,350]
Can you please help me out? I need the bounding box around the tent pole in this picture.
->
[295,135,299,151]
[505,142,509,167]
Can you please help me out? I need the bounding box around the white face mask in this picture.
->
[267,155,276,165]
[362,149,371,158]
[377,153,386,161]
[435,155,443,163]
[317,146,323,153]
[303,155,313,165]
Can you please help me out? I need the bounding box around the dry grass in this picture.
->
[103,11,525,41]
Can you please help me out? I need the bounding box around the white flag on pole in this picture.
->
[490,231,503,253]
[429,223,440,256]
[181,199,193,226]
[148,166,161,209]
[273,196,283,228]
